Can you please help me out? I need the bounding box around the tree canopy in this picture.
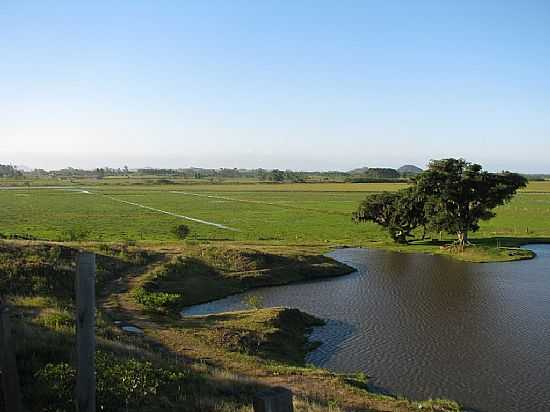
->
[354,158,527,246]
[0,164,22,178]
[353,188,426,243]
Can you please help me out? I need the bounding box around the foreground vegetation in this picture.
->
[1,241,461,411]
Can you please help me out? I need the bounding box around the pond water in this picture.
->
[183,245,550,412]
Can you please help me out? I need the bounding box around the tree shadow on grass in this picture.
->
[468,236,550,247]
[408,235,550,248]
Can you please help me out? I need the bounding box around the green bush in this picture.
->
[39,310,74,331]
[35,352,190,412]
[243,295,264,310]
[0,259,74,299]
[172,224,190,240]
[60,228,89,241]
[132,287,182,311]
[35,363,76,412]
[98,243,154,265]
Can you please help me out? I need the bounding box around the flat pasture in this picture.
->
[1,182,549,245]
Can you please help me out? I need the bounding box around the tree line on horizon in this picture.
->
[0,164,23,178]
[1,163,547,183]
[0,164,422,182]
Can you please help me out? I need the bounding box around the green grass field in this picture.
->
[1,182,549,248]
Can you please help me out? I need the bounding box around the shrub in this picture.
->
[172,224,190,240]
[132,287,182,311]
[60,228,89,242]
[35,352,190,412]
[98,243,154,265]
[243,295,264,310]
[0,260,74,299]
[35,363,76,412]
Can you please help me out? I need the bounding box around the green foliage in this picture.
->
[269,169,285,182]
[60,227,90,241]
[0,164,23,178]
[242,294,264,310]
[347,177,407,183]
[361,168,400,179]
[355,158,527,246]
[353,192,401,237]
[170,255,217,275]
[353,189,425,243]
[132,286,182,311]
[38,310,74,330]
[35,352,190,412]
[0,243,148,303]
[35,363,76,412]
[341,371,369,390]
[195,247,270,272]
[0,254,74,298]
[97,243,154,265]
[415,158,527,245]
[173,224,190,239]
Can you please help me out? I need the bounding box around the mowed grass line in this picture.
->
[102,192,240,231]
[169,190,353,216]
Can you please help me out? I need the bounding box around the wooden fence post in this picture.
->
[75,253,96,412]
[0,304,23,412]
[253,387,294,412]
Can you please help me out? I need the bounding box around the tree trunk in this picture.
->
[457,231,468,247]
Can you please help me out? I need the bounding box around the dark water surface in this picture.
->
[183,245,550,412]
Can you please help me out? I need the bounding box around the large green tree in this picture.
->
[353,158,527,247]
[415,158,527,246]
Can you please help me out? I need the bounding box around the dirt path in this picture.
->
[99,253,172,326]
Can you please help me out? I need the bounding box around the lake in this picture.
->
[183,245,550,412]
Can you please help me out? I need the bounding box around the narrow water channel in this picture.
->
[183,245,550,412]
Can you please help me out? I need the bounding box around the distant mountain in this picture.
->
[348,167,400,179]
[348,167,369,175]
[397,165,423,175]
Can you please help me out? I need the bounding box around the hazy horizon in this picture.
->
[6,155,550,175]
[2,1,549,173]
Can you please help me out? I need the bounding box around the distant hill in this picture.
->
[349,167,400,179]
[348,166,369,175]
[398,165,423,176]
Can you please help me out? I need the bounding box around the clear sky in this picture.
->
[1,1,549,172]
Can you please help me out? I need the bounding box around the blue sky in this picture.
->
[1,1,549,172]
